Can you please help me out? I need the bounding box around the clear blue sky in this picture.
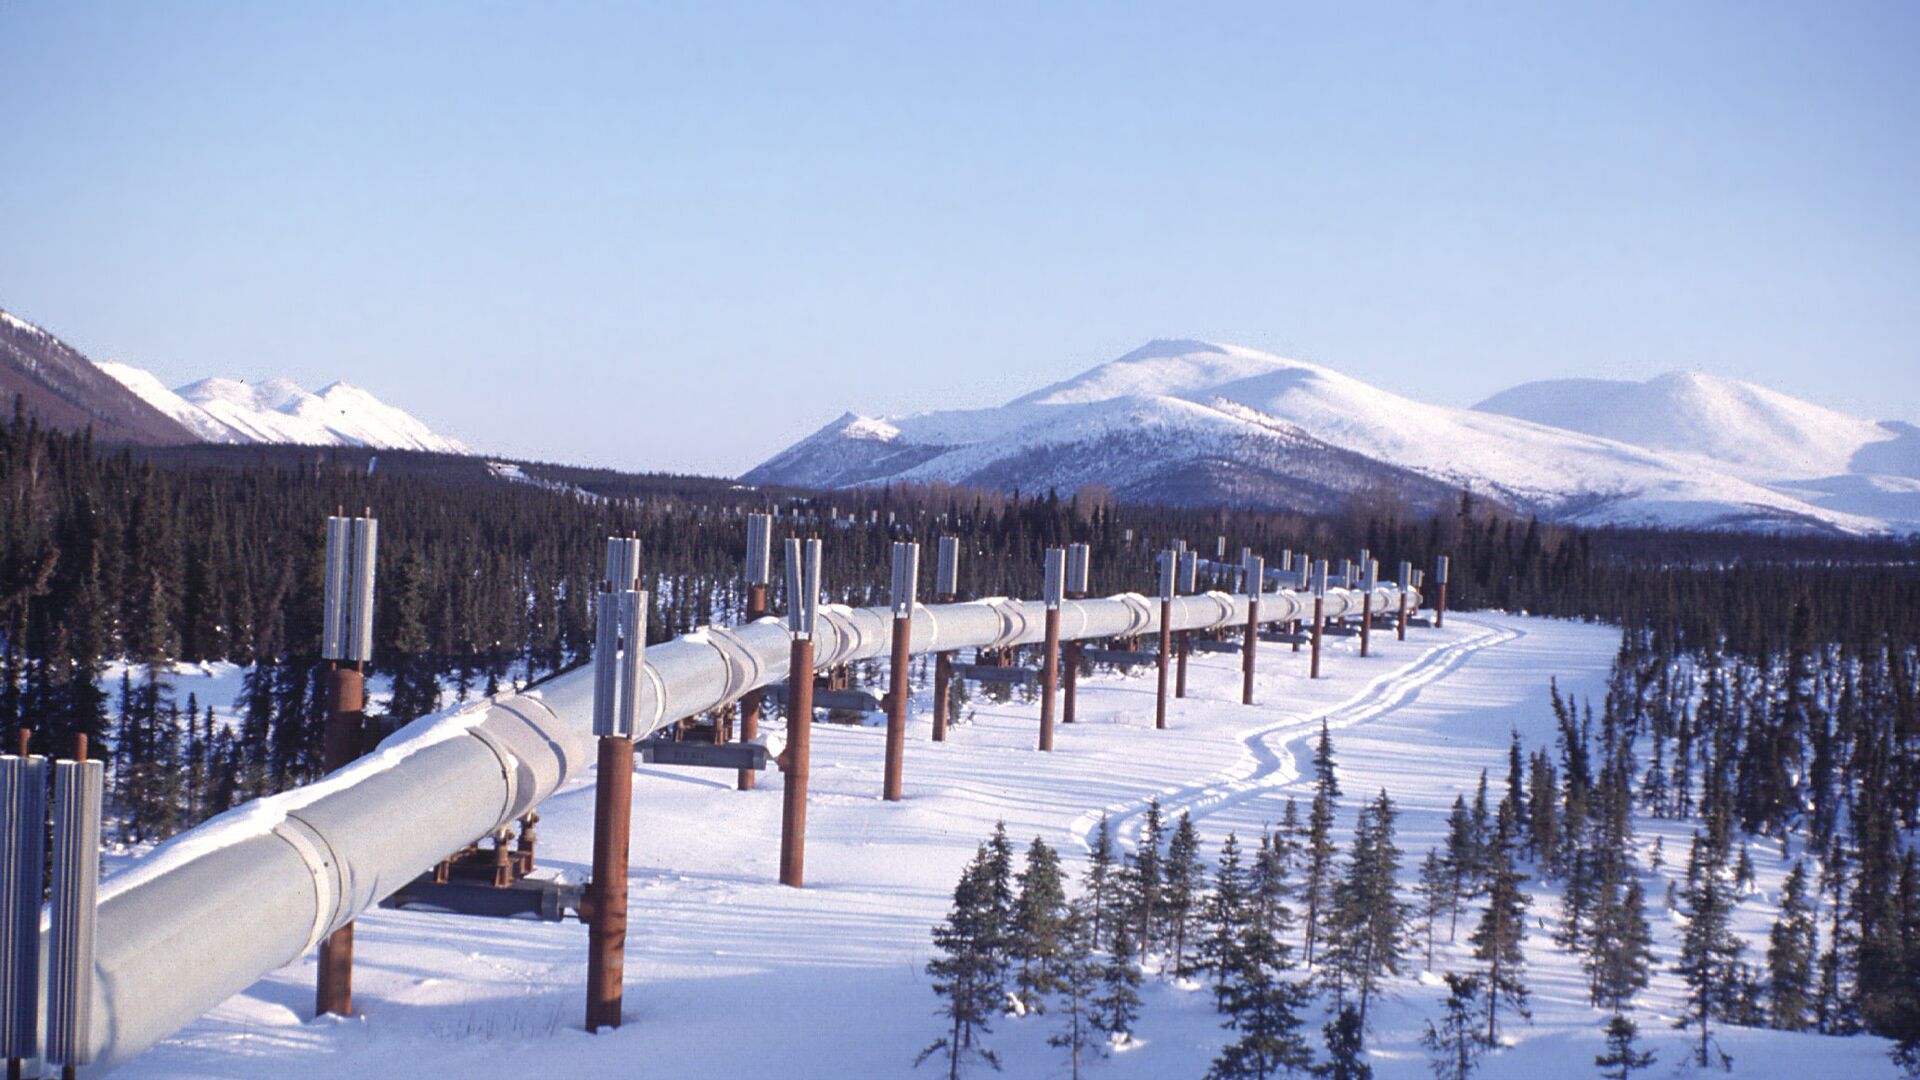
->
[3,2,1916,474]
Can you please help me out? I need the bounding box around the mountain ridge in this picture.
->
[745,339,1914,534]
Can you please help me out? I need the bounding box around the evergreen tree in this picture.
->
[1672,833,1743,1070]
[1315,1004,1371,1080]
[1767,860,1817,1031]
[1164,813,1206,976]
[1441,795,1476,940]
[1469,845,1531,1046]
[1012,836,1068,1015]
[1048,901,1101,1080]
[1594,1013,1655,1080]
[1313,719,1341,799]
[1303,789,1338,967]
[1585,877,1653,1012]
[1420,973,1483,1080]
[1415,848,1448,970]
[1322,788,1407,1026]
[984,821,1016,959]
[1093,920,1143,1048]
[1119,799,1167,958]
[1085,815,1119,951]
[1201,833,1253,1005]
[919,846,1008,1078]
[1208,910,1312,1080]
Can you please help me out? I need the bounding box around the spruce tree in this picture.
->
[1304,789,1338,967]
[1416,848,1448,970]
[1164,813,1205,976]
[1469,844,1531,1046]
[1585,876,1653,1011]
[1594,1013,1655,1079]
[920,847,1008,1078]
[1317,1003,1372,1080]
[1012,836,1068,1015]
[1093,920,1143,1048]
[1420,973,1482,1080]
[1767,860,1817,1031]
[1313,718,1340,798]
[1201,833,1253,1006]
[1673,833,1742,1070]
[1322,788,1407,1026]
[1048,901,1101,1080]
[1085,815,1119,951]
[1208,910,1312,1080]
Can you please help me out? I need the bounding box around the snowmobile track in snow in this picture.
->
[1068,614,1526,853]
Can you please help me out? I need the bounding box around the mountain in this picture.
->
[0,309,198,444]
[745,339,1899,533]
[1476,373,1920,530]
[99,362,471,454]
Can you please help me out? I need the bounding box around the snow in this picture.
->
[114,615,1901,1078]
[749,341,1899,533]
[93,361,471,454]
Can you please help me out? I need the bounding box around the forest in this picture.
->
[2,405,1918,1072]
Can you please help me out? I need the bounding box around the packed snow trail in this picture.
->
[116,615,1902,1079]
[1069,615,1523,854]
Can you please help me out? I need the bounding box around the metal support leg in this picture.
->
[737,583,767,791]
[1038,607,1061,751]
[1360,595,1372,657]
[586,735,634,1031]
[779,638,814,887]
[1397,594,1408,641]
[1310,598,1325,680]
[1062,640,1080,724]
[316,661,364,1018]
[883,614,910,801]
[1241,600,1259,706]
[1156,599,1172,729]
[1175,631,1189,698]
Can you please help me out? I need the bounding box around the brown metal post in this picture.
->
[883,613,910,801]
[779,637,814,887]
[1437,581,1448,628]
[1310,597,1325,679]
[1038,607,1061,751]
[316,660,364,1018]
[933,595,956,737]
[1360,592,1373,657]
[1175,631,1190,698]
[1156,599,1172,729]
[737,582,767,791]
[585,734,635,1031]
[1241,598,1259,705]
[1062,638,1080,724]
[1291,619,1302,653]
[1397,591,1409,641]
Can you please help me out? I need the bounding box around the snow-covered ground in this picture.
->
[116,615,1901,1078]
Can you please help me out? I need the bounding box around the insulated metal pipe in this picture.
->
[64,576,1393,1075]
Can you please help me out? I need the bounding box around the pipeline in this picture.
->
[64,582,1414,1074]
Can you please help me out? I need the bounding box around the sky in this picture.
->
[2,2,1916,475]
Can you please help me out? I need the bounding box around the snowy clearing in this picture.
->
[116,614,1900,1078]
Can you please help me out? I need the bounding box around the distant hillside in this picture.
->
[746,339,1900,534]
[0,308,197,445]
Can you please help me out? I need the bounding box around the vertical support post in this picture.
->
[1176,550,1196,698]
[586,539,646,1032]
[1310,560,1327,680]
[883,541,918,802]
[1359,558,1377,658]
[317,511,375,1020]
[1037,548,1065,752]
[585,735,633,1031]
[738,513,773,791]
[1241,552,1263,706]
[932,536,959,742]
[1155,550,1175,730]
[1061,543,1089,725]
[1435,554,1450,628]
[46,737,101,1080]
[1397,559,1412,641]
[780,538,822,887]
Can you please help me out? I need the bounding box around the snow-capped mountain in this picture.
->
[1475,373,1920,530]
[99,361,471,454]
[0,308,197,445]
[745,339,1908,534]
